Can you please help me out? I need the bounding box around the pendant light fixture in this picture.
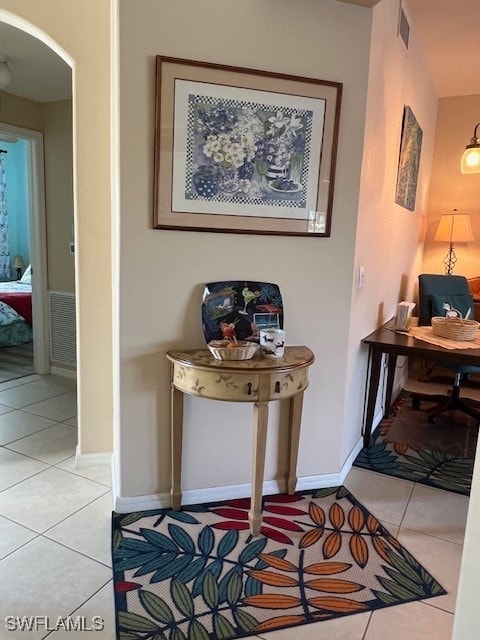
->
[460,122,480,174]
[0,54,11,89]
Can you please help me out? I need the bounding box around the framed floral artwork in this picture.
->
[153,56,342,236]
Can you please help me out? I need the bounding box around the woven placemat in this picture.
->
[409,325,480,350]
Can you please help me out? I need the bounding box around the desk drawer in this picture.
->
[269,369,309,399]
[172,365,259,401]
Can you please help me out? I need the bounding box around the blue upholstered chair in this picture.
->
[411,274,480,424]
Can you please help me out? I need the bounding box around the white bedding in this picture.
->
[0,281,31,294]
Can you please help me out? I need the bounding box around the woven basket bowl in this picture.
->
[207,340,260,360]
[431,316,480,341]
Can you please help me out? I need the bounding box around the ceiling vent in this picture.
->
[398,2,410,50]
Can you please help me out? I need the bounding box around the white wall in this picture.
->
[343,0,438,462]
[43,100,74,293]
[116,0,373,502]
[422,94,480,280]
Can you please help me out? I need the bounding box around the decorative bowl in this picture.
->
[431,316,480,341]
[207,340,260,360]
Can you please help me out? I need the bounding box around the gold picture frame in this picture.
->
[153,56,342,236]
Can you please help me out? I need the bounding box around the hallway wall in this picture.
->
[116,0,373,500]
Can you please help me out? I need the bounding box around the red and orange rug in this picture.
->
[112,485,445,639]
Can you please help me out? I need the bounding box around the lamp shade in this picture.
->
[11,255,25,270]
[434,213,475,243]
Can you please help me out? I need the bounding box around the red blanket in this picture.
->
[0,293,32,325]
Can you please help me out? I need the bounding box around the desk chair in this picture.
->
[411,274,480,424]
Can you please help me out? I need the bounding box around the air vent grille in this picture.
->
[49,291,76,366]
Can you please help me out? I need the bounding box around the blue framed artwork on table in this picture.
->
[153,57,342,237]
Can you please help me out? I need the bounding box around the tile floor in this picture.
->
[0,373,475,638]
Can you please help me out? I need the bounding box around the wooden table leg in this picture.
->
[384,353,398,418]
[363,345,382,448]
[287,391,304,495]
[170,384,184,510]
[249,401,269,537]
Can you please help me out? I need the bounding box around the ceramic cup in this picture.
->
[260,329,286,358]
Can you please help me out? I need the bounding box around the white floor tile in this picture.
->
[344,467,414,527]
[56,456,111,486]
[23,392,77,422]
[0,381,66,409]
[44,582,116,639]
[364,600,453,640]
[0,374,42,392]
[402,484,469,545]
[0,537,111,640]
[46,492,113,566]
[0,467,109,533]
[0,515,37,560]
[6,424,77,465]
[0,372,470,640]
[0,403,14,416]
[397,527,463,614]
[257,612,371,640]
[0,410,56,445]
[35,375,77,393]
[0,447,48,491]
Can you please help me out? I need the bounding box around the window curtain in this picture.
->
[0,153,10,279]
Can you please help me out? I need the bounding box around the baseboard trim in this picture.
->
[113,445,364,514]
[50,364,77,379]
[75,446,112,468]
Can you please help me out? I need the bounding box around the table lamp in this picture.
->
[11,255,25,280]
[434,209,474,275]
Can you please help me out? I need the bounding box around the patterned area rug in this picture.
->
[354,390,477,495]
[112,486,445,639]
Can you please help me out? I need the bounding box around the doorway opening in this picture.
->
[0,121,49,379]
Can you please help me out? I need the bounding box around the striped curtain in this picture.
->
[0,153,10,279]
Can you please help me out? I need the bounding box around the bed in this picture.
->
[0,266,33,347]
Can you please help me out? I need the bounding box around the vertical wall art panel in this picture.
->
[395,106,423,211]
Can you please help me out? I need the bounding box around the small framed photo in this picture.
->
[153,56,342,236]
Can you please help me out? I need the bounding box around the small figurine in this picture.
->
[220,322,237,341]
[443,303,462,318]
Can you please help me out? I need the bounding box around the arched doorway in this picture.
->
[0,21,75,380]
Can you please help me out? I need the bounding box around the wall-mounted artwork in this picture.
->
[153,56,342,236]
[395,106,423,211]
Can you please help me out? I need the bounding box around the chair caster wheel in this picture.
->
[427,414,437,424]
[412,398,421,410]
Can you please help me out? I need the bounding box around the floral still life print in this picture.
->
[112,487,445,640]
[171,79,325,224]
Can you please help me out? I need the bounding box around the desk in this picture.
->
[362,321,480,447]
[166,346,314,536]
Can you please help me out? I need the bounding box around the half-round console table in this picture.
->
[166,346,314,536]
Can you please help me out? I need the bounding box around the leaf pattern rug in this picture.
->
[112,486,445,639]
[354,390,476,495]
